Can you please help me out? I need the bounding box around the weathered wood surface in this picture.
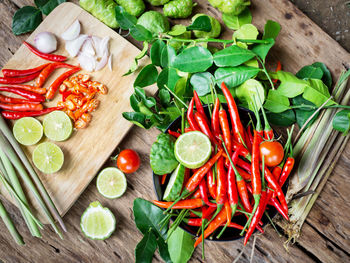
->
[0,0,349,262]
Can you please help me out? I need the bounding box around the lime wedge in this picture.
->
[80,201,116,240]
[43,111,73,142]
[32,142,64,174]
[96,167,127,199]
[163,164,185,201]
[13,117,43,146]
[174,131,212,169]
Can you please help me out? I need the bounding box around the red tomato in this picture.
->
[117,149,140,173]
[259,141,284,167]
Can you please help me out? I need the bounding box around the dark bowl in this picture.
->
[152,103,287,242]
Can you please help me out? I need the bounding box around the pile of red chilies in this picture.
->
[153,82,295,247]
[0,41,80,120]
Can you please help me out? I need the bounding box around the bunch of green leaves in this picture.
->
[12,0,66,35]
[133,198,195,263]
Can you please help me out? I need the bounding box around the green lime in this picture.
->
[32,142,64,174]
[163,164,185,201]
[43,111,73,142]
[96,167,127,199]
[13,117,43,146]
[233,24,259,44]
[174,131,212,169]
[80,201,116,240]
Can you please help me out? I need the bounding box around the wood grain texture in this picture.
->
[0,0,350,262]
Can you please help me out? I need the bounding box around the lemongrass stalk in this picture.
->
[0,116,66,233]
[0,150,41,237]
[0,198,24,245]
[0,133,62,238]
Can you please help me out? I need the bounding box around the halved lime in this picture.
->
[80,201,116,240]
[13,117,43,145]
[163,164,185,201]
[32,142,64,174]
[43,111,72,142]
[174,131,212,169]
[96,168,127,199]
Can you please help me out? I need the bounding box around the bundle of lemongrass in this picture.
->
[0,116,66,244]
[278,68,350,245]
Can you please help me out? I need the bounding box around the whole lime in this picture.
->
[137,11,170,35]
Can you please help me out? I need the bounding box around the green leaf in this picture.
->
[168,25,187,36]
[296,65,323,80]
[164,106,182,122]
[262,20,281,40]
[235,79,265,111]
[312,62,332,88]
[251,38,275,62]
[150,40,166,66]
[292,95,319,129]
[157,68,181,91]
[190,72,215,96]
[174,77,190,106]
[161,45,176,68]
[213,45,255,67]
[134,64,158,88]
[133,198,168,239]
[159,89,171,106]
[187,15,211,32]
[303,79,335,107]
[130,24,153,41]
[233,24,259,44]
[172,46,213,73]
[214,66,260,88]
[333,110,350,135]
[157,238,172,263]
[122,112,154,129]
[124,41,149,76]
[135,230,157,263]
[266,109,296,127]
[167,227,195,263]
[222,8,252,30]
[134,87,156,108]
[264,89,290,113]
[35,0,65,15]
[115,6,137,30]
[12,6,42,35]
[276,71,308,98]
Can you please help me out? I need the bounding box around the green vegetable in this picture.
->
[169,25,191,51]
[163,0,194,18]
[80,0,119,28]
[264,89,290,113]
[213,45,255,67]
[167,227,195,263]
[222,8,252,30]
[161,45,177,68]
[137,11,169,34]
[163,164,185,201]
[214,65,260,88]
[135,231,158,263]
[276,71,309,98]
[150,133,178,175]
[208,0,250,15]
[34,0,66,15]
[172,46,213,73]
[303,79,335,107]
[235,79,265,110]
[146,0,170,6]
[266,109,296,127]
[157,67,181,91]
[130,25,153,41]
[296,65,324,80]
[292,95,319,129]
[187,15,212,32]
[0,198,24,245]
[12,6,42,35]
[115,0,145,17]
[134,64,158,88]
[233,24,259,44]
[190,72,215,96]
[332,110,350,135]
[192,14,221,39]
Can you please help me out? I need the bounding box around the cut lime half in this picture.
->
[80,201,116,240]
[32,142,64,174]
[43,111,73,142]
[13,117,43,146]
[97,168,127,199]
[174,131,212,169]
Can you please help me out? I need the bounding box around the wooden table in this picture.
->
[0,1,349,262]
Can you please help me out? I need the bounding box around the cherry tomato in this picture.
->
[259,141,284,167]
[117,149,140,173]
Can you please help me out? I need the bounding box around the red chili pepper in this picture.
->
[2,106,63,120]
[4,84,46,95]
[184,150,223,193]
[244,190,268,245]
[224,200,232,225]
[194,111,218,146]
[202,205,217,220]
[187,98,200,131]
[268,197,289,221]
[36,62,77,88]
[168,130,181,138]
[237,175,252,213]
[211,97,221,139]
[207,169,217,199]
[2,63,50,77]
[192,189,201,199]
[251,129,263,218]
[0,86,45,102]
[184,127,193,133]
[219,109,232,156]
[186,218,244,230]
[247,126,254,149]
[46,67,80,100]
[61,91,72,102]
[0,72,40,84]
[278,157,295,187]
[199,179,216,207]
[272,166,282,181]
[245,127,252,153]
[227,149,239,215]
[152,199,204,209]
[161,174,167,185]
[237,167,251,181]
[0,103,43,112]
[23,41,67,62]
[221,82,246,145]
[193,91,209,124]
[216,157,227,207]
[0,95,39,104]
[272,61,282,84]
[232,140,251,160]
[237,159,252,174]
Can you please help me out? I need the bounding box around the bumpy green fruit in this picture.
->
[192,14,221,39]
[208,0,250,15]
[137,11,170,34]
[163,0,193,19]
[145,0,170,6]
[115,0,145,17]
[80,0,119,28]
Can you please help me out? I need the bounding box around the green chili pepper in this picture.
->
[80,0,119,28]
[192,14,221,39]
[163,0,194,19]
[115,0,145,17]
[208,0,250,15]
[146,0,170,6]
[137,11,170,34]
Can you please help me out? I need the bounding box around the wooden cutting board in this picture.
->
[0,2,155,222]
